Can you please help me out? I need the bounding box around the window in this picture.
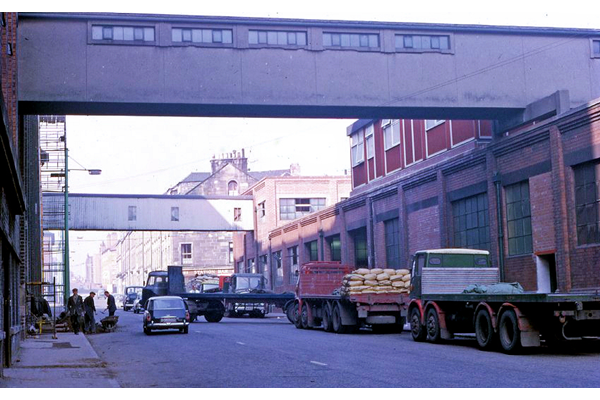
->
[180,243,192,265]
[328,235,341,262]
[365,124,375,159]
[258,201,266,218]
[128,206,137,221]
[592,40,600,57]
[247,258,256,273]
[272,251,283,286]
[396,34,450,51]
[288,246,299,284]
[505,181,532,255]
[279,198,326,220]
[574,162,600,245]
[248,30,307,47]
[229,242,234,263]
[306,240,318,261]
[234,207,242,221]
[351,131,365,166]
[425,120,445,130]
[228,181,238,196]
[259,255,269,285]
[383,119,400,150]
[237,261,244,273]
[452,193,490,251]
[92,25,155,42]
[352,229,368,267]
[384,218,400,268]
[172,28,233,44]
[323,32,379,49]
[171,207,179,222]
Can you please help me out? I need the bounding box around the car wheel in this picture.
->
[144,327,151,335]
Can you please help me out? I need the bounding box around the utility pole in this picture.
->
[63,133,70,304]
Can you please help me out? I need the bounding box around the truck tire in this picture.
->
[499,309,521,353]
[294,302,303,329]
[204,302,225,323]
[426,308,441,343]
[475,309,496,350]
[322,303,333,332]
[301,303,310,329]
[332,303,353,334]
[285,302,296,324]
[410,307,426,342]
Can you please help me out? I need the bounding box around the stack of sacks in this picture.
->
[340,268,411,295]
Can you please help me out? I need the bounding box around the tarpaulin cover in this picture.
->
[462,282,524,294]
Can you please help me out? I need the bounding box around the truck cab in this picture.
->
[410,248,497,298]
[223,273,270,318]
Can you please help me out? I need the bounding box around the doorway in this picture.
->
[536,253,557,293]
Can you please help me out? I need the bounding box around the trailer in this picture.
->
[140,266,294,323]
[408,249,600,353]
[291,262,408,333]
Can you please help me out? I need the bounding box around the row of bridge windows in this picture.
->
[90,24,454,53]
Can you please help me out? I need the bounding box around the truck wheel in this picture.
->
[204,302,225,323]
[294,302,303,329]
[410,307,426,342]
[322,303,333,332]
[499,309,521,353]
[426,308,441,343]
[285,302,295,324]
[301,303,310,329]
[332,304,349,334]
[475,309,497,350]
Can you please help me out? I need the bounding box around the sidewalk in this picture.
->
[0,331,120,388]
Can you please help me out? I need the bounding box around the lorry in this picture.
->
[407,248,600,353]
[140,266,294,323]
[222,273,272,318]
[290,262,408,333]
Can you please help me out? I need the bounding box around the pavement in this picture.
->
[0,330,120,388]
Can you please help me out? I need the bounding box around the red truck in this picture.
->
[289,262,408,333]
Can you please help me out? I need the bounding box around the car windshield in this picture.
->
[236,277,262,290]
[127,293,138,299]
[152,299,184,309]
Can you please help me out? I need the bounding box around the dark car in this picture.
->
[143,296,190,335]
[123,286,144,311]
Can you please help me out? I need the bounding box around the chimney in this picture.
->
[290,163,301,176]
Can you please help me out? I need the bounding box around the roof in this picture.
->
[415,248,490,255]
[248,169,291,180]
[181,172,211,183]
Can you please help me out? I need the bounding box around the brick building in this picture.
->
[234,175,352,292]
[241,98,600,295]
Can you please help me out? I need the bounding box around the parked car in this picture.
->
[123,286,144,311]
[143,296,190,335]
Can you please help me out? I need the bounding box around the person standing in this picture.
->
[105,290,117,316]
[67,288,84,335]
[83,292,97,334]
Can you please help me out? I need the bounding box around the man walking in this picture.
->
[84,292,97,334]
[105,290,117,316]
[67,288,84,335]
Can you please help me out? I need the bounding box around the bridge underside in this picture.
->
[42,193,254,231]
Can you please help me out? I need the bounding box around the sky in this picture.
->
[27,1,599,278]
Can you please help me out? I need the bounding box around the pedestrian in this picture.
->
[105,290,117,316]
[67,288,84,335]
[84,292,97,334]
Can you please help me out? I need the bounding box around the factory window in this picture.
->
[288,246,299,284]
[384,218,401,268]
[352,228,368,268]
[172,28,233,44]
[306,240,318,261]
[248,30,307,47]
[280,198,326,220]
[383,119,401,150]
[396,34,450,52]
[351,130,365,166]
[272,251,283,286]
[506,181,532,255]
[181,243,193,265]
[574,161,600,245]
[128,206,137,221]
[247,258,256,273]
[452,193,490,251]
[92,25,155,43]
[323,32,379,49]
[328,234,341,262]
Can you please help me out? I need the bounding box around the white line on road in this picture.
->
[236,342,246,345]
[310,361,327,366]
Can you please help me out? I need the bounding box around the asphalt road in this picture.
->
[87,308,600,388]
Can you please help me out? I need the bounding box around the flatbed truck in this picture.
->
[290,262,408,333]
[140,266,294,322]
[408,249,600,353]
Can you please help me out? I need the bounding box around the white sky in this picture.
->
[26,1,598,277]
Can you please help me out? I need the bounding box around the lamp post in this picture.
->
[58,135,101,305]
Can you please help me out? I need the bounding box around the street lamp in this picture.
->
[60,134,101,305]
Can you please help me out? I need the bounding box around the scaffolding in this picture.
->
[39,116,67,307]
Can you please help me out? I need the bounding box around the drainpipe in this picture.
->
[493,173,505,281]
[369,197,375,268]
[319,229,324,261]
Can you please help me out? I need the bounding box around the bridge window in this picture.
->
[171,207,179,222]
[323,32,379,49]
[128,206,137,221]
[248,30,307,47]
[91,25,155,43]
[425,120,445,130]
[171,28,233,44]
[396,34,451,52]
[593,40,600,58]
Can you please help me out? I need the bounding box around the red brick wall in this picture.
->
[1,12,18,148]
[530,172,555,253]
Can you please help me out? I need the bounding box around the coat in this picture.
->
[67,294,84,317]
[106,294,117,312]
